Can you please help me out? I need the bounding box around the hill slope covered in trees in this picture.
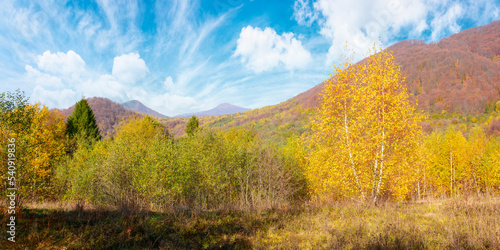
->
[163,20,500,138]
[297,20,500,113]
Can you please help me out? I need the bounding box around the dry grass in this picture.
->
[253,197,500,249]
[1,197,499,249]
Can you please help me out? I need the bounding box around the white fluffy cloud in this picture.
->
[26,51,130,107]
[149,93,198,116]
[31,85,77,108]
[29,51,93,108]
[25,50,197,115]
[125,87,198,116]
[36,50,86,77]
[25,65,63,89]
[308,0,429,63]
[112,53,149,84]
[163,76,174,90]
[234,26,312,73]
[81,74,126,100]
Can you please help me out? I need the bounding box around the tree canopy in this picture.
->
[0,90,66,204]
[0,89,35,133]
[185,115,199,137]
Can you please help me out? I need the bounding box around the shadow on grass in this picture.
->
[0,206,287,249]
[2,198,499,249]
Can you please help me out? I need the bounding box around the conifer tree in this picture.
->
[66,98,101,142]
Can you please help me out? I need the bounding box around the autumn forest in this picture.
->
[1,21,500,249]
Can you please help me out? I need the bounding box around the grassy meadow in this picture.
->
[1,197,499,249]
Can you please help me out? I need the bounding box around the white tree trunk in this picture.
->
[344,100,366,201]
[450,150,453,197]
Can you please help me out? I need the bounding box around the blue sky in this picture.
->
[0,0,498,116]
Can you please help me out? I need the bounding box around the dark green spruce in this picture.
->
[66,98,101,141]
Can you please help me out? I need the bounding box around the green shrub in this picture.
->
[58,118,304,213]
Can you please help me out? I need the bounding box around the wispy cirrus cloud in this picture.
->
[430,2,463,41]
[293,0,318,27]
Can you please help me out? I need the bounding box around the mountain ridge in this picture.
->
[174,103,250,118]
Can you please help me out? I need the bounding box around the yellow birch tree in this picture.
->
[480,135,500,194]
[307,44,423,203]
[425,127,469,197]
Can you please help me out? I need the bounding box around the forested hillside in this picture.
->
[57,21,500,139]
[163,20,500,139]
[60,97,141,137]
[297,20,500,114]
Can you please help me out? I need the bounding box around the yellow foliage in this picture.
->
[27,106,66,177]
[306,43,423,203]
[1,103,66,200]
[115,116,165,141]
[480,136,500,193]
[424,127,469,197]
[423,127,500,197]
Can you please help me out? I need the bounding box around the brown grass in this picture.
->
[253,197,500,249]
[1,197,499,249]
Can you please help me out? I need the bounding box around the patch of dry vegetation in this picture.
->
[254,197,500,249]
[1,197,499,249]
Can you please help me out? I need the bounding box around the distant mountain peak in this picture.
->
[123,100,141,108]
[122,100,168,118]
